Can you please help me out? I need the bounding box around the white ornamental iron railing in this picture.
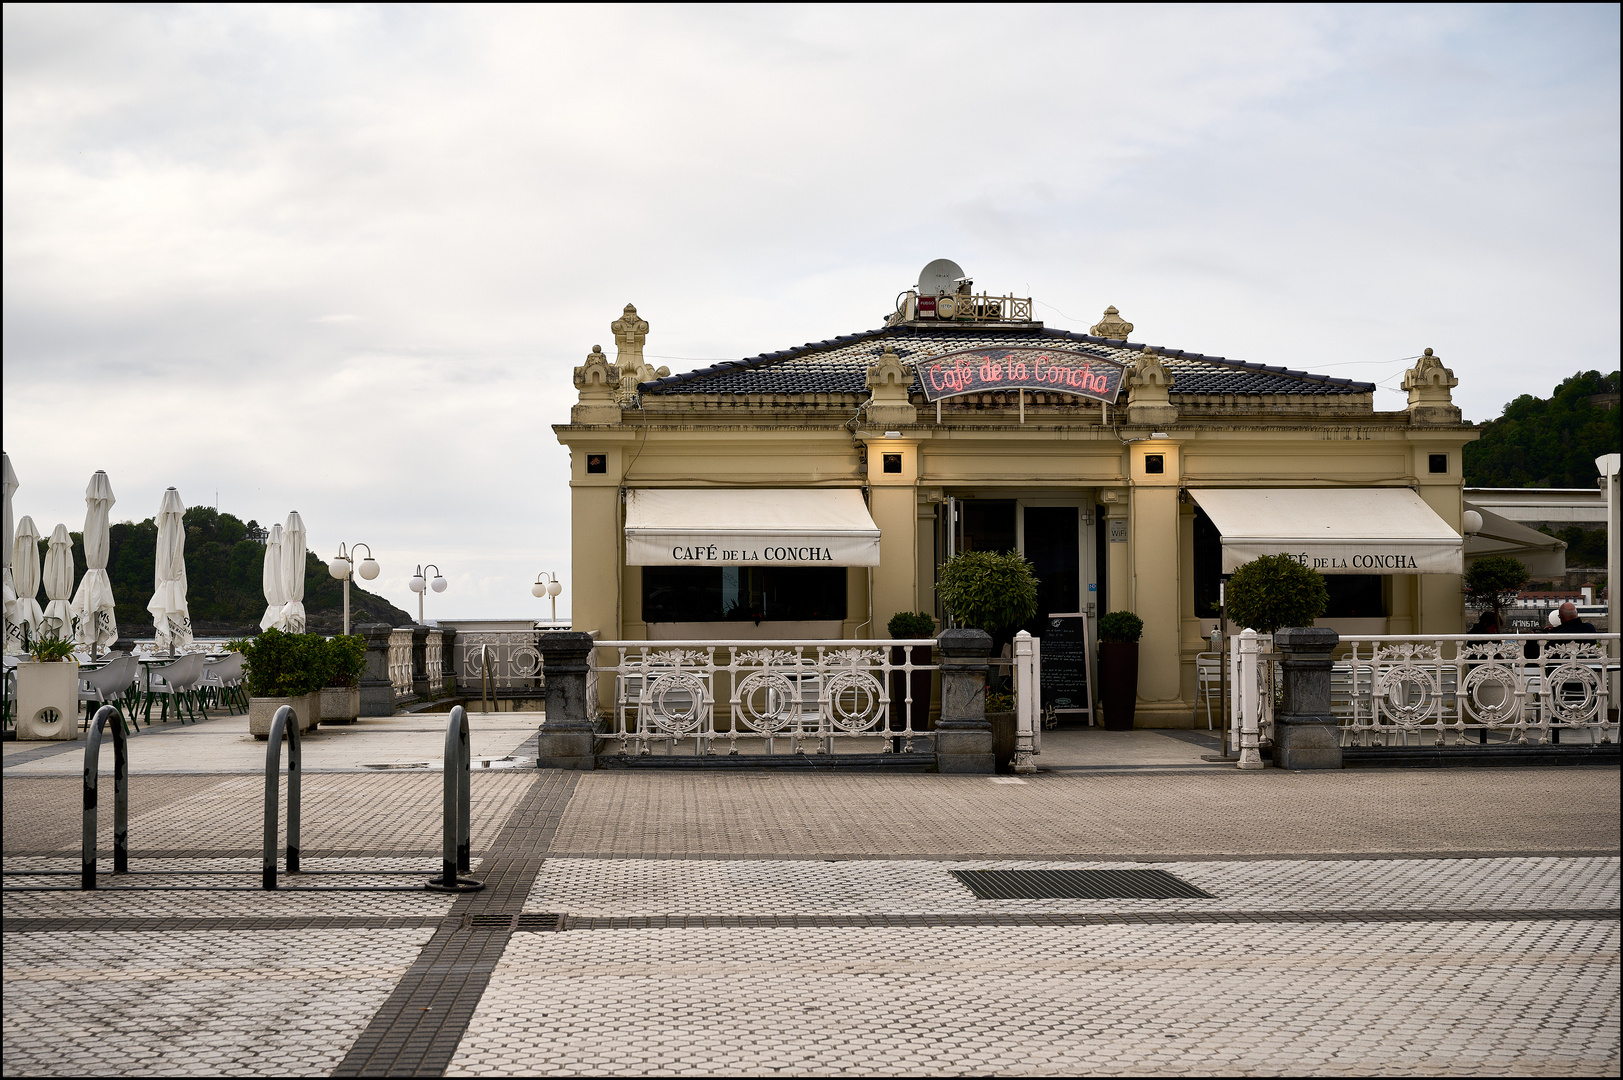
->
[388,628,414,699]
[1231,630,1270,769]
[425,629,443,693]
[460,631,543,692]
[1335,633,1619,747]
[591,639,937,755]
[1013,630,1042,773]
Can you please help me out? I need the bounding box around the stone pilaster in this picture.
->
[411,625,430,700]
[936,628,994,773]
[535,631,598,770]
[358,623,394,717]
[1272,626,1341,770]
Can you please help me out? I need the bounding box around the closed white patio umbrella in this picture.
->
[260,523,288,631]
[147,487,193,654]
[41,524,75,641]
[280,511,307,633]
[71,471,118,653]
[3,453,18,653]
[11,515,43,649]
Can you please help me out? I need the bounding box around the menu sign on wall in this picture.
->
[915,347,1127,404]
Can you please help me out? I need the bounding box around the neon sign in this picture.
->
[914,347,1127,404]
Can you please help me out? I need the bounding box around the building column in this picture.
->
[862,436,920,634]
[1126,439,1190,726]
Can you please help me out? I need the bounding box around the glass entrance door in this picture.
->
[1020,505,1080,638]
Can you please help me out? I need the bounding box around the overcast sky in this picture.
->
[4,4,1618,621]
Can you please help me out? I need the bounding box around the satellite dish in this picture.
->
[917,259,966,298]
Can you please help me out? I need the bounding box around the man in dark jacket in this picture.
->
[1552,601,1599,638]
[1546,602,1600,742]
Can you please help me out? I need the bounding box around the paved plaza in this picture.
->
[3,713,1619,1076]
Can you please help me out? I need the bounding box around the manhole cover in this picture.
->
[951,868,1213,900]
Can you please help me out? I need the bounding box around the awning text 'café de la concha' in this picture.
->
[1190,488,1463,575]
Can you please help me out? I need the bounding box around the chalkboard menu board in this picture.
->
[1040,613,1093,718]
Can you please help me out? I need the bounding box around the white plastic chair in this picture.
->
[80,655,139,733]
[1195,652,1222,730]
[143,652,207,723]
[200,653,246,713]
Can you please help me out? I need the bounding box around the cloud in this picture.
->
[4,5,1617,618]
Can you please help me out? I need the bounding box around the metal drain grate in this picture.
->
[462,912,564,932]
[951,868,1214,900]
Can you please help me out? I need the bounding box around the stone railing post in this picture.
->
[936,628,994,773]
[535,631,597,769]
[358,623,394,717]
[1273,626,1341,769]
[439,627,457,692]
[411,625,430,699]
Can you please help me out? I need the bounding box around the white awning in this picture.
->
[1464,502,1567,577]
[1190,488,1463,575]
[625,488,881,567]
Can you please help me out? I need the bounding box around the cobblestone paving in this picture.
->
[552,769,1622,858]
[525,856,1621,916]
[3,773,534,856]
[2,928,432,1077]
[446,919,1621,1076]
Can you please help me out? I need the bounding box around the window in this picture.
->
[1428,454,1448,474]
[1324,574,1386,618]
[882,453,902,474]
[1193,506,1222,617]
[642,566,847,622]
[586,454,606,474]
[1145,454,1164,474]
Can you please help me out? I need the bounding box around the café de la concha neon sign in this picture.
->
[913,347,1127,403]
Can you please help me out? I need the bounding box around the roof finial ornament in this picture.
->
[1401,347,1461,425]
[1090,305,1134,340]
[611,303,649,369]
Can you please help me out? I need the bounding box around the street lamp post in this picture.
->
[328,543,380,635]
[409,563,447,624]
[532,572,563,625]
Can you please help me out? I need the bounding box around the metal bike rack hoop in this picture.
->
[425,704,483,892]
[82,705,129,889]
[262,704,301,889]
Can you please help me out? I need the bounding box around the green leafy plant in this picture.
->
[27,632,78,662]
[323,634,366,688]
[886,611,937,639]
[1225,554,1329,633]
[1098,611,1145,644]
[985,691,1015,713]
[934,551,1039,638]
[240,629,329,697]
[1463,555,1530,619]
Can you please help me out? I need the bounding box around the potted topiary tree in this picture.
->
[1224,554,1329,636]
[1097,611,1144,730]
[935,551,1039,761]
[317,634,366,724]
[242,629,326,739]
[14,632,81,741]
[885,611,938,732]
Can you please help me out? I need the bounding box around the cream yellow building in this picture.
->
[555,268,1477,727]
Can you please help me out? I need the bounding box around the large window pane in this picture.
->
[643,566,847,622]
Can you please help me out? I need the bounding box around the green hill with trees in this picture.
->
[28,506,412,637]
[1464,369,1620,488]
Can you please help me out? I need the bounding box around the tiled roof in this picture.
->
[640,324,1374,397]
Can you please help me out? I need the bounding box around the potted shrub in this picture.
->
[318,634,366,724]
[14,632,81,741]
[885,611,937,732]
[1097,611,1144,730]
[1224,554,1329,635]
[242,629,326,739]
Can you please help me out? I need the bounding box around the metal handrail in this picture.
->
[425,704,482,892]
[262,704,301,889]
[82,705,128,889]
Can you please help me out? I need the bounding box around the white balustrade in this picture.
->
[387,628,414,699]
[592,639,937,756]
[425,629,443,693]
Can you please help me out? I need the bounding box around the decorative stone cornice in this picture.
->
[1401,348,1462,425]
[1090,305,1134,339]
[572,344,621,424]
[1126,346,1178,426]
[864,345,916,426]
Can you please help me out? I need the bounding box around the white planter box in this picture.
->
[319,687,360,724]
[14,660,81,741]
[249,694,319,740]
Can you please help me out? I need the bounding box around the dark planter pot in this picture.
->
[1098,641,1140,730]
[888,645,934,732]
[988,711,1017,773]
